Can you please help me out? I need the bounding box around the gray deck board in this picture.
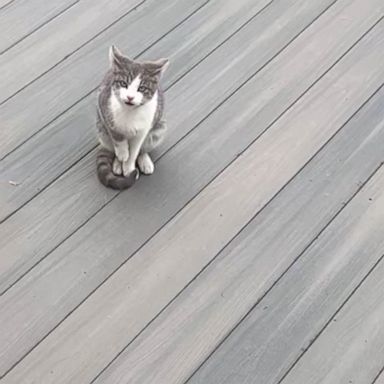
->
[0,0,77,54]
[94,91,384,384]
[0,0,208,159]
[1,10,383,381]
[0,0,344,291]
[187,87,384,384]
[0,0,15,10]
[1,0,383,382]
[280,241,384,384]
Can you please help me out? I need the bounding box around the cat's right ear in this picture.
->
[109,45,125,69]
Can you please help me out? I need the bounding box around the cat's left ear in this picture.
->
[109,45,132,69]
[146,58,170,77]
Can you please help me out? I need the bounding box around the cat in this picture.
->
[96,45,169,189]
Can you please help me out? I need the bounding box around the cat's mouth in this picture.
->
[125,101,135,106]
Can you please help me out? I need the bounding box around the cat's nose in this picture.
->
[127,96,134,102]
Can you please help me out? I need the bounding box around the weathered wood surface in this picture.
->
[0,0,15,10]
[1,0,379,300]
[91,90,384,384]
[1,0,383,383]
[188,87,384,384]
[0,0,345,292]
[375,372,384,384]
[0,0,78,54]
[280,242,384,384]
[2,10,384,382]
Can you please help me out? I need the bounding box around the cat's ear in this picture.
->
[145,58,170,77]
[109,45,131,69]
[154,58,170,74]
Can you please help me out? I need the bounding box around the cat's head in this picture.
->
[108,45,169,107]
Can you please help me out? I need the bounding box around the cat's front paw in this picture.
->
[112,158,123,175]
[137,153,154,175]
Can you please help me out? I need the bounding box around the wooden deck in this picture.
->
[1,0,384,382]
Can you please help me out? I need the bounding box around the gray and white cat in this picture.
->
[96,45,169,189]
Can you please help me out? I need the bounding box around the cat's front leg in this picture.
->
[112,139,129,176]
[112,157,123,175]
[110,128,129,162]
[122,132,147,177]
[114,140,129,163]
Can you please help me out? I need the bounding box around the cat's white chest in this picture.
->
[110,92,157,138]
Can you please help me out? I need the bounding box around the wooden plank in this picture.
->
[375,372,384,384]
[0,0,270,106]
[0,0,15,10]
[279,250,384,384]
[0,0,78,54]
[0,0,208,158]
[0,0,378,290]
[94,105,384,384]
[187,94,384,384]
[0,0,274,220]
[1,16,384,382]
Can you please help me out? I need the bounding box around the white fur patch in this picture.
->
[137,153,155,175]
[110,90,158,139]
[112,157,123,175]
[119,75,143,106]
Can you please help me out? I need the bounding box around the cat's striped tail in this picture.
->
[96,148,138,190]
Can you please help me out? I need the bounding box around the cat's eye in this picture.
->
[138,85,145,93]
[118,80,128,88]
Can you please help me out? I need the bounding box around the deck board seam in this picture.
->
[0,0,16,12]
[372,368,384,384]
[165,0,275,91]
[0,0,80,56]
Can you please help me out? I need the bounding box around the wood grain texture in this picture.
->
[2,15,383,382]
[91,91,384,384]
[188,90,384,384]
[0,0,208,159]
[375,372,384,384]
[0,0,78,54]
[280,237,384,384]
[0,0,270,105]
[0,0,15,10]
[0,0,376,292]
[0,0,273,220]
